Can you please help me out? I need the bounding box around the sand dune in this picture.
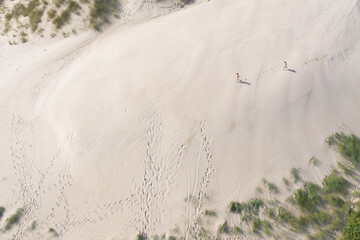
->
[0,0,360,239]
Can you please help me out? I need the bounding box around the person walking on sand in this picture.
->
[283,61,288,71]
[236,73,240,82]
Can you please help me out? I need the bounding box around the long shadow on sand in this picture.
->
[238,80,251,85]
[288,69,296,73]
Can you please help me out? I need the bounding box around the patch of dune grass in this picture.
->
[291,168,300,183]
[47,9,56,19]
[218,221,229,234]
[49,227,59,237]
[52,1,81,29]
[4,208,24,231]
[90,0,119,31]
[204,209,216,216]
[322,173,349,194]
[248,198,264,215]
[252,218,262,233]
[0,206,5,219]
[267,182,279,194]
[229,201,247,214]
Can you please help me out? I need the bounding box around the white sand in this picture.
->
[1,0,360,239]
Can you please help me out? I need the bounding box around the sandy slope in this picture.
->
[1,0,360,239]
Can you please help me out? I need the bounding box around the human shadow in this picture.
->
[238,80,251,85]
[288,69,296,73]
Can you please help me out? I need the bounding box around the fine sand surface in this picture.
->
[1,0,360,239]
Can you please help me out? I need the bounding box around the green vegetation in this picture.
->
[0,206,5,219]
[327,132,360,166]
[197,227,208,238]
[30,221,37,231]
[29,9,44,32]
[263,220,272,235]
[136,232,146,240]
[204,209,216,216]
[168,236,176,240]
[338,161,353,175]
[322,173,349,194]
[343,210,360,240]
[49,228,59,237]
[248,198,264,214]
[267,182,279,194]
[47,8,56,19]
[265,207,275,219]
[54,0,65,8]
[282,178,290,187]
[309,157,319,166]
[251,218,262,233]
[218,221,229,234]
[4,208,24,231]
[229,201,246,214]
[291,168,300,183]
[89,0,119,31]
[232,225,243,234]
[52,1,81,29]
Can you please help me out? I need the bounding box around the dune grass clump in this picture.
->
[232,225,243,234]
[90,0,119,31]
[294,183,322,211]
[204,209,216,216]
[322,173,349,194]
[0,206,5,219]
[30,221,37,231]
[4,208,24,231]
[47,8,56,19]
[263,220,272,235]
[248,198,264,214]
[251,218,262,233]
[218,221,229,234]
[327,132,360,166]
[53,1,81,29]
[49,227,59,237]
[291,168,300,183]
[267,182,279,194]
[229,201,247,214]
[136,233,146,240]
